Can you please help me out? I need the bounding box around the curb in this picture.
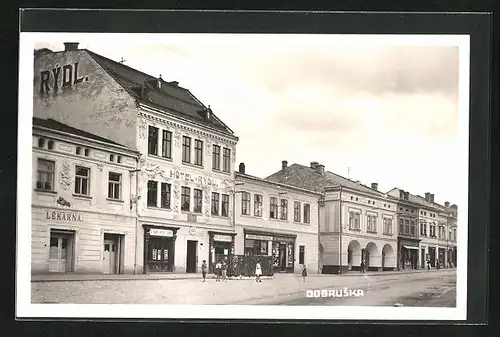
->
[31,275,276,283]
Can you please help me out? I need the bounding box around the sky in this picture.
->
[33,34,467,206]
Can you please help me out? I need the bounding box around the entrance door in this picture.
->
[49,232,73,273]
[421,248,425,268]
[186,240,198,273]
[103,240,117,274]
[279,243,287,272]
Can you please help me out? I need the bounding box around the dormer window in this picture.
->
[38,138,46,148]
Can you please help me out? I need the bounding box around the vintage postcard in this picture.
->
[17,32,469,320]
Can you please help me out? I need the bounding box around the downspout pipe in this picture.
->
[339,187,343,275]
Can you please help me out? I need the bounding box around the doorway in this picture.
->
[186,240,198,273]
[278,243,287,272]
[103,237,118,274]
[421,248,426,268]
[49,230,74,273]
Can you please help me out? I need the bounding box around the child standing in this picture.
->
[221,260,228,281]
[201,260,207,282]
[302,264,308,282]
[215,260,222,282]
[255,261,262,283]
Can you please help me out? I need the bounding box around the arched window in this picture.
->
[47,140,54,150]
[38,138,45,148]
[110,154,115,162]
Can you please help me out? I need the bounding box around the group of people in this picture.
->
[200,260,308,283]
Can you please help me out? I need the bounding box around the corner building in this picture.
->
[31,118,139,274]
[33,43,239,274]
[234,163,321,274]
[266,161,398,274]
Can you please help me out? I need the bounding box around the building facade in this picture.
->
[266,161,398,274]
[442,201,458,268]
[31,117,140,274]
[234,163,321,274]
[33,43,239,274]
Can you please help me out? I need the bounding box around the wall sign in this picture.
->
[273,236,295,243]
[45,211,82,222]
[213,234,232,242]
[40,62,89,94]
[150,228,173,237]
[169,169,219,187]
[245,234,273,241]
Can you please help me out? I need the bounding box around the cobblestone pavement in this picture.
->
[31,269,456,305]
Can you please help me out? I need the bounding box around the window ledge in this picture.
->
[212,169,232,176]
[367,230,378,234]
[73,194,92,200]
[107,198,124,203]
[147,206,172,211]
[34,189,56,194]
[181,162,203,170]
[181,211,202,216]
[148,154,173,162]
[211,215,230,219]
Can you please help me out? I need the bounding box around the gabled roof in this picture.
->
[85,50,236,137]
[236,171,321,196]
[388,187,445,212]
[33,117,130,149]
[265,163,385,196]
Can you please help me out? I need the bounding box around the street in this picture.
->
[31,269,456,307]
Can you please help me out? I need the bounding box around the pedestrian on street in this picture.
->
[302,264,307,282]
[221,260,228,281]
[255,261,262,283]
[361,260,366,274]
[436,260,440,270]
[427,260,431,271]
[201,260,207,282]
[215,260,222,282]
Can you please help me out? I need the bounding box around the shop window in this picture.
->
[160,183,171,209]
[36,158,55,191]
[254,194,263,217]
[147,180,158,207]
[74,166,90,196]
[211,192,220,215]
[148,126,159,155]
[299,245,305,265]
[181,186,191,211]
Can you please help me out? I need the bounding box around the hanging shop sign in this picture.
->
[169,169,219,187]
[149,228,174,237]
[213,234,232,242]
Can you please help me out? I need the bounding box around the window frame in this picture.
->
[147,180,158,207]
[294,201,301,222]
[212,145,221,170]
[254,194,263,217]
[211,192,220,216]
[107,172,122,200]
[148,126,159,156]
[349,211,360,229]
[182,136,192,164]
[221,194,229,217]
[241,191,251,215]
[160,182,171,209]
[303,203,311,224]
[161,130,172,159]
[280,199,288,220]
[181,186,191,212]
[299,245,305,265]
[74,165,90,196]
[193,188,203,213]
[36,158,55,191]
[194,139,204,166]
[269,197,278,219]
[222,147,231,173]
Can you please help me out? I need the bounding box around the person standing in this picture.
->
[302,264,307,282]
[201,260,207,282]
[255,261,262,283]
[427,259,431,271]
[221,260,228,281]
[215,260,222,282]
[361,260,366,274]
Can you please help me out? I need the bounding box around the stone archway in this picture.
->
[364,242,381,271]
[382,244,396,270]
[347,240,362,271]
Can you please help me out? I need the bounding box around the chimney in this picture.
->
[315,164,325,174]
[445,201,450,207]
[238,163,246,174]
[157,75,163,89]
[63,42,79,51]
[282,160,288,171]
[430,194,435,203]
[425,192,430,201]
[404,192,410,200]
[371,183,378,191]
[205,106,212,119]
[399,190,405,199]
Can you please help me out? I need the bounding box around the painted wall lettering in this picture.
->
[40,62,88,94]
[45,211,83,222]
[169,169,219,187]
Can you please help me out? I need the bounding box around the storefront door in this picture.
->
[186,240,198,273]
[49,231,73,273]
[149,238,173,272]
[103,240,117,274]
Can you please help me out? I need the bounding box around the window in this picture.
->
[38,138,45,148]
[36,159,55,191]
[160,183,171,209]
[74,166,90,196]
[399,219,404,234]
[280,199,288,220]
[254,194,263,217]
[383,218,392,235]
[212,145,221,170]
[211,192,220,215]
[222,147,231,172]
[192,139,203,166]
[269,197,278,219]
[303,203,311,224]
[349,211,360,229]
[181,187,191,211]
[84,148,90,156]
[76,147,81,155]
[299,245,305,265]
[117,156,122,163]
[147,180,158,207]
[294,201,301,222]
[47,140,54,150]
[109,154,115,162]
[410,219,416,235]
[193,188,202,213]
[182,136,191,163]
[241,192,250,215]
[161,130,172,159]
[453,228,457,241]
[367,215,377,232]
[148,126,159,155]
[404,219,410,235]
[108,172,122,200]
[221,194,229,216]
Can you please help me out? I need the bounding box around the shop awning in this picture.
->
[403,245,420,250]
